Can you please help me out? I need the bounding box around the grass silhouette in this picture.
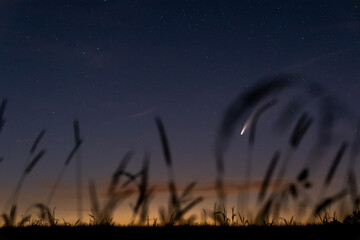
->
[0,75,360,239]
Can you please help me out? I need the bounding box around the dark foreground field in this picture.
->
[1,225,360,240]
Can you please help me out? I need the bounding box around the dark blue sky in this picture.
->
[0,0,359,222]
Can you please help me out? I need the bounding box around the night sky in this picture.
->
[0,0,359,224]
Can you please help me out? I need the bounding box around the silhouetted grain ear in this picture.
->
[297,168,309,182]
[324,142,348,187]
[0,98,8,133]
[30,129,46,155]
[155,117,172,167]
[257,151,281,203]
[289,112,313,149]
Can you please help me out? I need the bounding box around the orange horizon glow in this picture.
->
[0,176,347,226]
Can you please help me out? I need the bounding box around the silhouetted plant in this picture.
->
[1,205,31,227]
[88,151,134,225]
[47,119,83,211]
[343,209,360,224]
[155,117,203,225]
[1,74,360,227]
[4,129,46,211]
[118,152,155,225]
[32,203,58,226]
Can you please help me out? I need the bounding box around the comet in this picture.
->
[241,123,247,135]
[241,116,253,135]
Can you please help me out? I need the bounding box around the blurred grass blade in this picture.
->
[121,171,138,188]
[324,142,348,186]
[181,181,197,200]
[174,196,203,222]
[48,121,83,206]
[155,117,172,167]
[73,119,81,144]
[5,149,45,211]
[0,99,7,117]
[258,151,280,203]
[133,154,153,221]
[0,98,7,133]
[24,150,46,174]
[65,141,82,166]
[347,170,358,208]
[313,189,347,216]
[168,181,179,212]
[18,214,31,227]
[289,112,313,149]
[30,129,46,155]
[255,198,273,225]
